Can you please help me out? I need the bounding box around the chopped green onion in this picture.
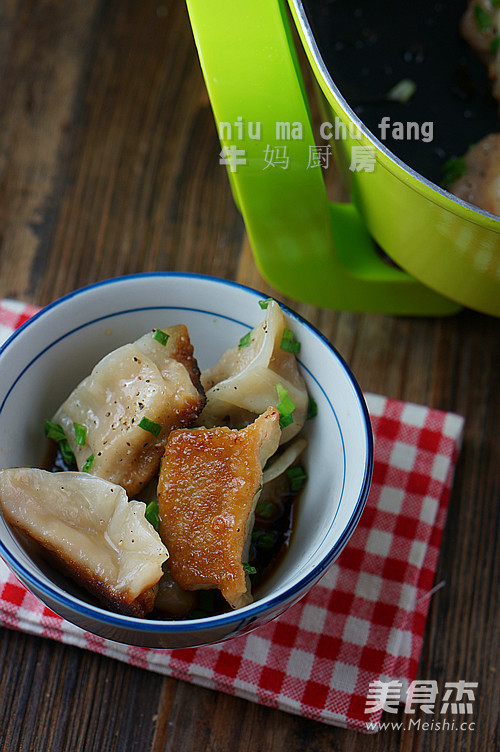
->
[276,383,295,429]
[44,420,76,468]
[258,298,273,309]
[82,454,94,473]
[60,443,76,468]
[276,384,295,414]
[45,420,66,442]
[145,500,160,530]
[279,413,294,428]
[442,157,467,187]
[60,443,77,468]
[280,328,301,354]
[73,422,87,446]
[474,4,491,32]
[238,331,252,349]
[153,328,169,346]
[490,36,500,53]
[139,417,162,437]
[286,465,308,492]
[280,339,300,354]
[386,78,417,103]
[306,397,318,420]
[251,529,278,549]
[243,563,257,575]
[255,498,278,519]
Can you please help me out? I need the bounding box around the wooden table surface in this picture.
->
[0,2,498,750]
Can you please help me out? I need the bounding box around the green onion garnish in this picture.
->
[386,78,417,103]
[279,413,293,428]
[243,563,257,575]
[44,420,76,468]
[251,529,278,549]
[442,157,466,187]
[153,329,169,346]
[82,454,94,473]
[258,298,273,309]
[276,383,295,429]
[306,397,318,420]
[276,384,295,414]
[73,422,87,446]
[280,328,301,354]
[145,500,160,530]
[45,420,66,442]
[238,331,252,349]
[255,498,278,519]
[286,465,308,492]
[474,4,491,32]
[139,417,162,437]
[60,443,76,468]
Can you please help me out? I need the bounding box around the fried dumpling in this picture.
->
[157,407,281,609]
[198,301,308,444]
[449,134,500,215]
[461,0,500,103]
[53,325,206,497]
[0,469,168,617]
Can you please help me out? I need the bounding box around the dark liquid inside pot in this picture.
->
[302,0,498,185]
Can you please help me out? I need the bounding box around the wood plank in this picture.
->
[34,0,243,305]
[0,0,100,301]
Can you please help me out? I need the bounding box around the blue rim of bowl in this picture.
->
[0,272,373,634]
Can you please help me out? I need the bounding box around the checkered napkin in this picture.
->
[0,298,465,732]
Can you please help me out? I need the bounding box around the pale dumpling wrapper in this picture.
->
[53,325,205,497]
[198,301,308,444]
[158,407,281,609]
[0,469,168,617]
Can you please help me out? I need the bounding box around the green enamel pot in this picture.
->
[186,0,500,316]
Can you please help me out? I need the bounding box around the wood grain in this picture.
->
[0,1,498,750]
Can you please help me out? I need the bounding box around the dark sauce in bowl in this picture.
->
[302,0,499,184]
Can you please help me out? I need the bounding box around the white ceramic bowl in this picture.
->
[0,273,372,648]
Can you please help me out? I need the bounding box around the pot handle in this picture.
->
[186,0,459,314]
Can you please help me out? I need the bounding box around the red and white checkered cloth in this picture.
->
[0,298,465,732]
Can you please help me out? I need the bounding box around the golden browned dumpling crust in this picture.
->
[158,407,281,609]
